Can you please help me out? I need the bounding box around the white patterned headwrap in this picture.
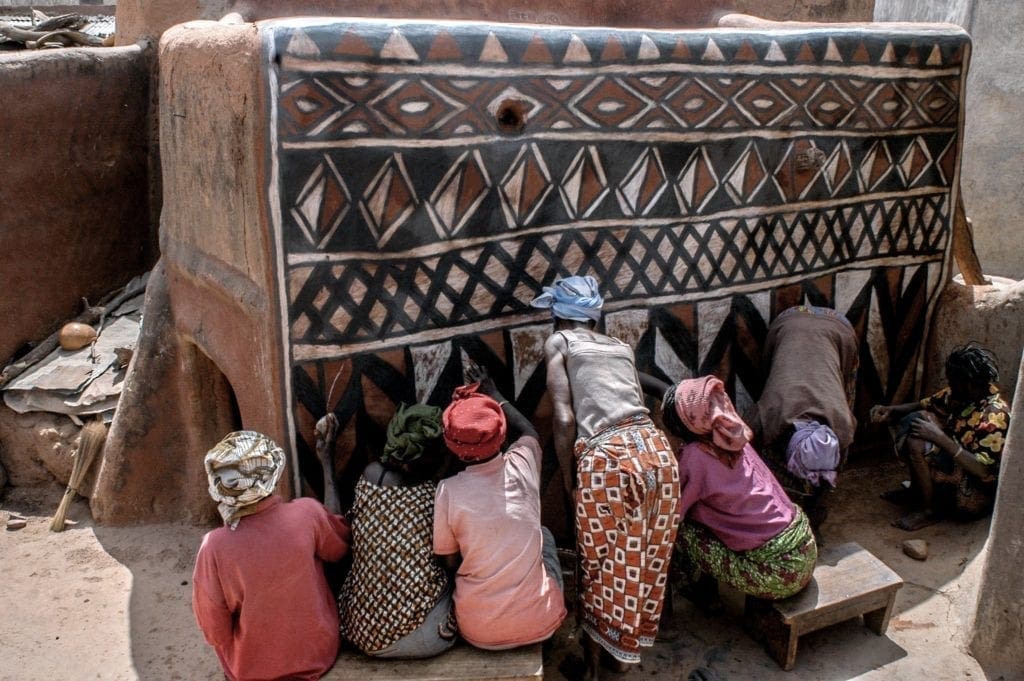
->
[205,431,286,529]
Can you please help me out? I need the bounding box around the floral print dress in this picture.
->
[920,383,1010,515]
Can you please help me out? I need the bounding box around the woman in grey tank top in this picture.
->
[532,276,681,681]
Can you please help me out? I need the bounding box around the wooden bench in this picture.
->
[327,643,543,680]
[744,541,903,671]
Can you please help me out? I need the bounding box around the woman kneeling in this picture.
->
[664,377,817,602]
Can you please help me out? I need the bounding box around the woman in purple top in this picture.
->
[650,376,817,602]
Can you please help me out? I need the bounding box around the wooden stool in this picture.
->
[328,642,543,680]
[744,541,903,671]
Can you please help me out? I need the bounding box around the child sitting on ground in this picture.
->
[433,373,566,650]
[871,343,1010,531]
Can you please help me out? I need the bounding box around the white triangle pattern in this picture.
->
[411,342,452,404]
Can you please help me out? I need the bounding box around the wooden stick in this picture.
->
[0,22,103,47]
[952,193,987,286]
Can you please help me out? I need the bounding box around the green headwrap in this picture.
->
[381,403,443,467]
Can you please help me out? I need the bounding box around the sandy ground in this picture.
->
[0,460,1004,681]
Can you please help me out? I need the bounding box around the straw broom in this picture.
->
[50,419,107,532]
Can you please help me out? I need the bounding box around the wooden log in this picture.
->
[953,193,988,286]
[0,22,104,47]
[33,13,89,33]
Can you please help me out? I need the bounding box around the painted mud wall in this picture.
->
[266,19,967,533]
[98,18,967,529]
[0,46,154,364]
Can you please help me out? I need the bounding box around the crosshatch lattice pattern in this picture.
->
[264,20,967,494]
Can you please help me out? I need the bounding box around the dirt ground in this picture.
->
[0,460,1005,681]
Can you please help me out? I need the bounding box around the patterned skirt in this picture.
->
[675,508,816,601]
[574,415,681,664]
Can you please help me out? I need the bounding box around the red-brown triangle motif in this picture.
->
[334,29,374,57]
[601,35,626,61]
[523,35,554,63]
[427,31,463,61]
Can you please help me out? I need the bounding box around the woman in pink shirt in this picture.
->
[654,377,817,603]
[433,375,566,650]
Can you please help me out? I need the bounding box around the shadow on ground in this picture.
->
[1,445,990,680]
[93,519,221,680]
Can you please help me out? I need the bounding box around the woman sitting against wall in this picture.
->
[337,404,457,659]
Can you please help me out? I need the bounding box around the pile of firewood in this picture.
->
[0,10,111,49]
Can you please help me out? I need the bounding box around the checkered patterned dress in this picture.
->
[338,477,449,653]
[575,415,681,663]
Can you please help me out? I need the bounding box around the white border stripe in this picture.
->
[280,56,962,80]
[281,126,959,150]
[265,34,302,495]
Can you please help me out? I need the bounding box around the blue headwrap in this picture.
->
[530,276,604,322]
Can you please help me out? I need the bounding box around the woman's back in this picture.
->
[559,328,647,439]
[339,473,448,654]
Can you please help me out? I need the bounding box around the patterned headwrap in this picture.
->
[530,275,604,322]
[205,431,286,530]
[381,403,443,467]
[674,376,753,454]
[786,421,840,487]
[442,382,507,462]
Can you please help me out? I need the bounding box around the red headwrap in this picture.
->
[674,376,752,453]
[442,382,507,462]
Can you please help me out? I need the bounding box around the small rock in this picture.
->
[903,539,929,561]
[6,518,27,531]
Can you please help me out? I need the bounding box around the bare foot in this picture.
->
[892,510,941,531]
[880,486,914,506]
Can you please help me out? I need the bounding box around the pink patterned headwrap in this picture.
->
[673,376,753,452]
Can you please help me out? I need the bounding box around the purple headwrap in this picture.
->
[786,421,840,487]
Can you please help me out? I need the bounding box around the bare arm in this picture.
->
[870,401,923,425]
[543,334,577,501]
[469,367,539,442]
[908,416,991,478]
[954,447,992,478]
[637,370,671,401]
[315,413,342,515]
